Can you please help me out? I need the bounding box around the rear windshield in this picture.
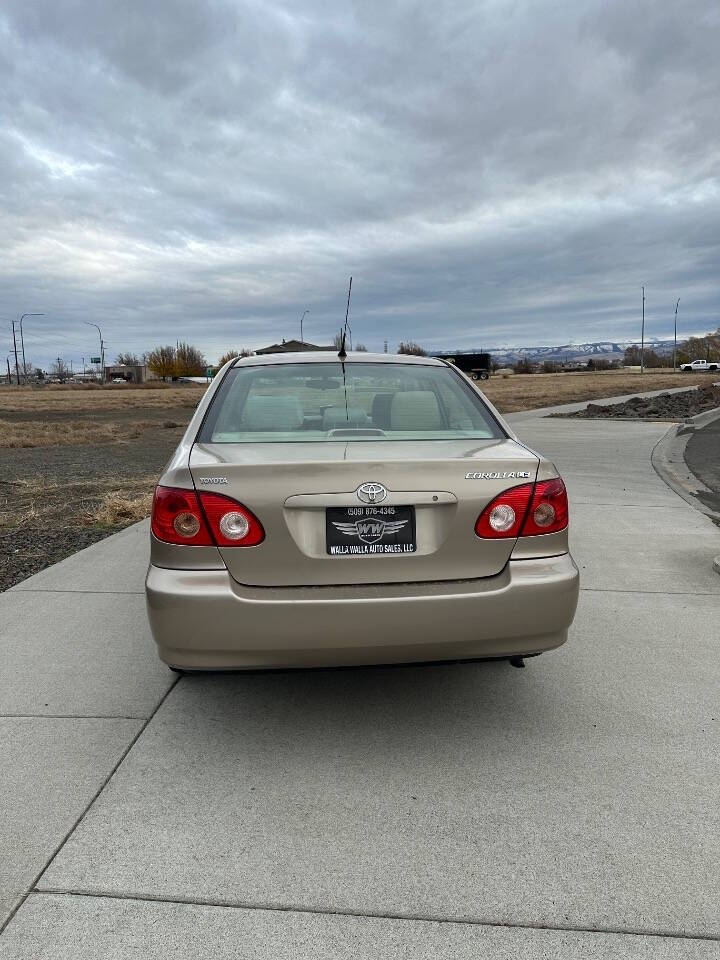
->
[198,362,504,443]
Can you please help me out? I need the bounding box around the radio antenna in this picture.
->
[338,276,352,359]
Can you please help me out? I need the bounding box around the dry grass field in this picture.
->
[0,381,205,415]
[0,382,205,589]
[0,371,713,590]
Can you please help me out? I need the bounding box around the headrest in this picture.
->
[390,391,442,431]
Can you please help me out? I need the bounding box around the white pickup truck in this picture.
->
[680,359,720,372]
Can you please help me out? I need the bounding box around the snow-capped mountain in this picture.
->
[486,342,625,365]
[437,338,679,365]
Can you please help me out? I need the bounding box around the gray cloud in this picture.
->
[1,0,718,368]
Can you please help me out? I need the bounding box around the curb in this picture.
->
[651,407,720,527]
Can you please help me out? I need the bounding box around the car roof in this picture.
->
[232,351,445,368]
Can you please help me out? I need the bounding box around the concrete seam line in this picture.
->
[28,889,720,945]
[0,676,181,937]
[8,588,146,595]
[0,714,146,720]
[580,587,719,596]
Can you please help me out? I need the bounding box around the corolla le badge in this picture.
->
[465,471,531,480]
[356,482,388,504]
[333,517,407,545]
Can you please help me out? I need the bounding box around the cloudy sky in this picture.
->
[1,0,719,369]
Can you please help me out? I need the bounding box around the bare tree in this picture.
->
[397,341,427,356]
[147,345,176,381]
[50,359,71,382]
[355,342,368,352]
[116,352,140,365]
[512,358,536,374]
[217,348,253,367]
[679,327,720,362]
[175,341,206,376]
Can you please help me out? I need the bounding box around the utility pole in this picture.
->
[6,357,11,384]
[18,313,43,380]
[11,321,20,384]
[673,299,680,372]
[640,286,646,374]
[300,310,309,346]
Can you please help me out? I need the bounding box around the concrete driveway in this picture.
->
[1,406,719,958]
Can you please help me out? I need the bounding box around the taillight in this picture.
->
[197,491,265,547]
[151,487,265,547]
[475,478,568,539]
[475,482,534,538]
[521,478,568,536]
[151,487,213,545]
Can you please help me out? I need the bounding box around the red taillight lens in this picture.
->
[151,487,265,547]
[475,478,569,539]
[521,477,568,536]
[475,482,534,538]
[151,486,213,545]
[197,491,265,547]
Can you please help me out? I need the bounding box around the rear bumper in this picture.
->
[146,554,579,670]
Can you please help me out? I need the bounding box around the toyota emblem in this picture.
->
[356,482,388,504]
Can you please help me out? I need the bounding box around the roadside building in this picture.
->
[255,339,335,354]
[103,363,157,383]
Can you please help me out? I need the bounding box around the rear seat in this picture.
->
[242,395,303,431]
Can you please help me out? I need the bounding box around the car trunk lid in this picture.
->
[189,439,539,586]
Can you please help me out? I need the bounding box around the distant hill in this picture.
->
[486,342,625,365]
[439,339,677,366]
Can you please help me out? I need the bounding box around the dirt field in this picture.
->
[557,384,720,420]
[0,371,713,590]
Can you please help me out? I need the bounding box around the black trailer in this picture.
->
[435,351,492,380]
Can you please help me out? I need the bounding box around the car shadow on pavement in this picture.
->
[171,658,557,746]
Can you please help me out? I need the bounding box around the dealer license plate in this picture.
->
[326,505,416,556]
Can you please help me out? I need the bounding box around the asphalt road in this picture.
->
[1,404,719,958]
[685,413,720,514]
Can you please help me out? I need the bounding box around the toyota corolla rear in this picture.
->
[145,353,579,670]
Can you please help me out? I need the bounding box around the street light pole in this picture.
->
[300,310,309,346]
[673,298,680,372]
[19,313,44,380]
[84,321,104,382]
[640,286,646,374]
